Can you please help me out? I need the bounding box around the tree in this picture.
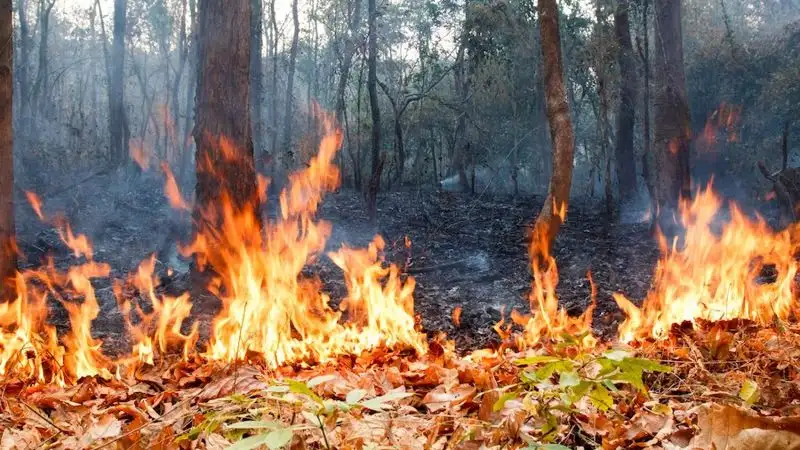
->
[281,0,300,168]
[193,0,259,226]
[530,0,574,261]
[109,0,128,166]
[250,0,264,159]
[32,0,56,115]
[652,0,691,234]
[0,0,14,297]
[614,0,637,202]
[365,0,382,220]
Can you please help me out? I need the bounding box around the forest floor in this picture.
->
[14,169,670,353]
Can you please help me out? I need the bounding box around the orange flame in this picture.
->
[614,184,797,342]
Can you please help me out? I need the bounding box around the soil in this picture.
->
[12,170,780,355]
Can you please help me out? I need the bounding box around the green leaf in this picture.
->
[226,420,283,430]
[266,385,290,394]
[492,392,517,412]
[262,429,293,449]
[534,360,574,381]
[307,375,337,388]
[346,389,368,404]
[226,428,293,450]
[288,380,322,404]
[603,349,632,361]
[739,379,760,405]
[359,391,414,412]
[558,371,580,388]
[588,384,613,411]
[515,355,562,366]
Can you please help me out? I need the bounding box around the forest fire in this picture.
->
[4,119,797,387]
[614,185,797,342]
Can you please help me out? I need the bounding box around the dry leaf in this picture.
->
[680,403,800,450]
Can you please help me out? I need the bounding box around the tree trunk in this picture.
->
[640,0,655,214]
[653,0,691,235]
[193,0,260,229]
[335,0,362,124]
[33,0,55,116]
[531,0,575,261]
[180,0,198,185]
[281,0,300,169]
[250,0,264,161]
[268,0,279,159]
[595,0,612,216]
[171,0,188,160]
[0,0,14,296]
[451,4,472,193]
[17,0,31,128]
[109,0,127,166]
[365,0,382,221]
[614,0,637,202]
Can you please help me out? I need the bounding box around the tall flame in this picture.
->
[614,185,798,342]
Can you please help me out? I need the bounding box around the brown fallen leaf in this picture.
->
[79,415,123,447]
[675,403,800,450]
[422,384,476,413]
[0,428,41,450]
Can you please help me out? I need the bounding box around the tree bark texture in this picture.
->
[531,0,575,261]
[281,0,300,168]
[365,0,382,221]
[109,0,127,166]
[250,0,265,159]
[0,0,15,296]
[614,0,638,202]
[193,0,260,228]
[653,0,691,234]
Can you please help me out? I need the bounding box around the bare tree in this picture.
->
[531,0,575,261]
[16,0,31,127]
[614,0,638,202]
[653,0,691,234]
[109,0,128,166]
[281,0,300,169]
[365,0,382,220]
[0,0,14,296]
[193,0,260,227]
[32,0,55,115]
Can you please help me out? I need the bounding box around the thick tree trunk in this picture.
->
[193,0,259,228]
[109,0,127,166]
[268,0,279,159]
[365,0,382,221]
[0,0,14,296]
[281,0,300,169]
[250,0,264,161]
[614,0,638,202]
[531,0,574,261]
[653,0,691,235]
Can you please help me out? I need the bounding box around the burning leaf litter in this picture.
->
[2,117,800,448]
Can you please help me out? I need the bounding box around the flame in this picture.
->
[452,306,462,327]
[183,113,425,366]
[614,184,797,342]
[26,191,44,220]
[160,162,190,211]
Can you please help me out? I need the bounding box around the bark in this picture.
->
[334,0,362,124]
[17,0,31,126]
[653,0,691,235]
[33,0,55,115]
[451,4,471,193]
[193,0,260,228]
[0,0,14,296]
[268,0,279,159]
[365,0,382,221]
[595,0,612,216]
[281,0,300,168]
[250,0,264,159]
[531,0,575,261]
[180,0,198,185]
[109,0,128,166]
[640,0,655,213]
[614,0,638,202]
[171,0,188,159]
